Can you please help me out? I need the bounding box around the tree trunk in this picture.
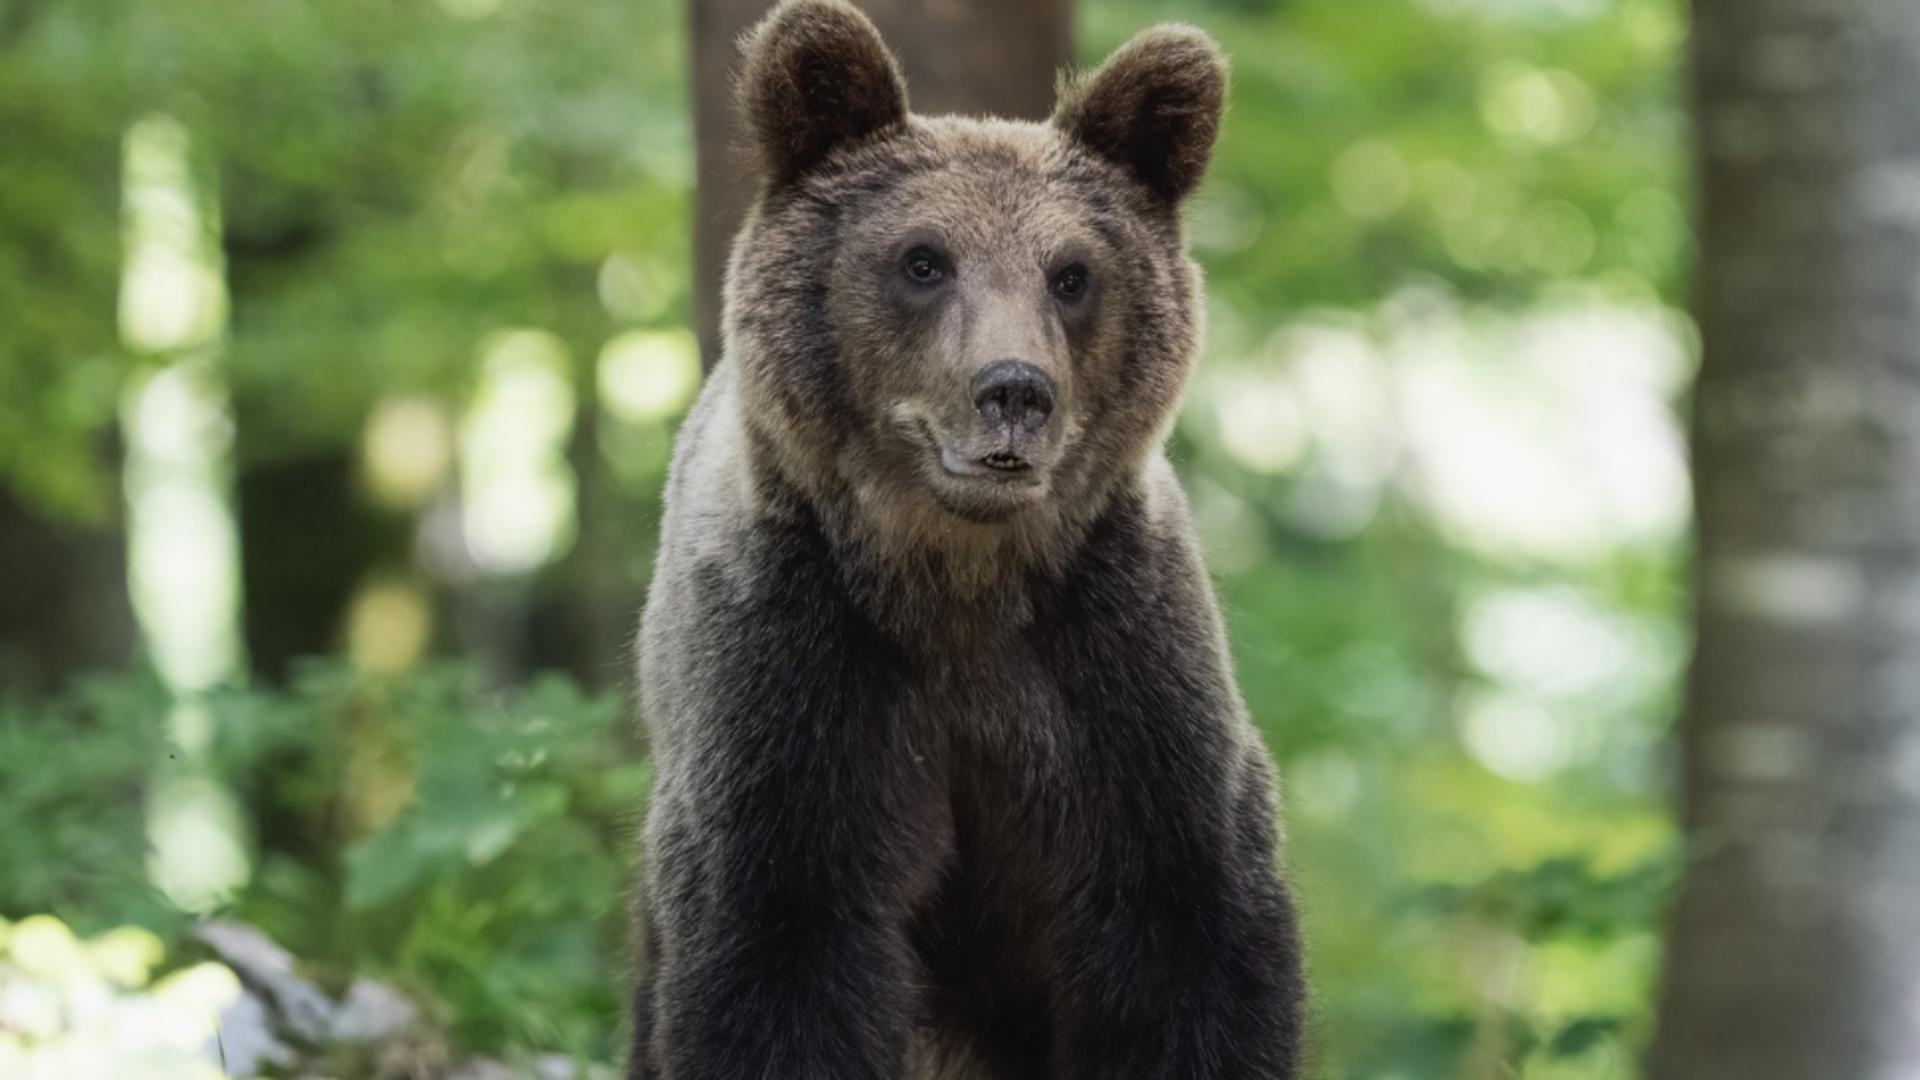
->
[688,0,1075,369]
[235,445,400,683]
[1648,2,1920,1076]
[0,485,134,695]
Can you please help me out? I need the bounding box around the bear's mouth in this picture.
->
[920,418,1044,485]
[937,442,1036,480]
[907,419,1048,521]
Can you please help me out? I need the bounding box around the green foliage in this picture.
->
[0,0,690,508]
[1093,0,1688,311]
[3,0,1693,1075]
[1414,853,1678,942]
[0,667,646,1063]
[218,664,648,1060]
[0,673,180,933]
[0,0,132,519]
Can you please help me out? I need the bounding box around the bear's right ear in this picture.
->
[738,0,910,187]
[1052,25,1228,206]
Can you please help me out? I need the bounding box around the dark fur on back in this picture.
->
[632,3,1306,1077]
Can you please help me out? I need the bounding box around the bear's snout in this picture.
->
[970,359,1056,436]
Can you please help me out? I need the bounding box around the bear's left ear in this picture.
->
[738,0,910,187]
[1052,25,1228,205]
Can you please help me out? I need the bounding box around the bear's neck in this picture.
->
[742,424,1125,643]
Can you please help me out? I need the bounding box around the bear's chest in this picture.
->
[896,637,1086,887]
[908,635,1067,786]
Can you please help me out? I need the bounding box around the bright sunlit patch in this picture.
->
[145,961,243,1054]
[598,328,702,423]
[125,484,242,691]
[119,115,226,354]
[125,358,234,465]
[346,578,434,673]
[1461,690,1576,782]
[1531,932,1661,1017]
[1392,298,1691,562]
[146,774,251,913]
[0,916,238,1079]
[1464,586,1638,700]
[84,928,167,990]
[1277,321,1399,488]
[1210,370,1309,475]
[122,362,244,693]
[1284,467,1382,542]
[467,469,577,573]
[462,330,578,574]
[1480,62,1597,145]
[116,113,256,932]
[363,396,455,508]
[165,701,217,758]
[119,116,243,692]
[7,917,83,981]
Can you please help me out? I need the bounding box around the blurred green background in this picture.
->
[0,0,1689,1075]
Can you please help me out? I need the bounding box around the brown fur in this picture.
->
[738,0,910,186]
[724,109,1205,622]
[1053,25,1228,204]
[632,5,1304,1078]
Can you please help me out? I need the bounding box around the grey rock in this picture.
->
[194,921,338,1043]
[204,987,296,1076]
[328,977,419,1043]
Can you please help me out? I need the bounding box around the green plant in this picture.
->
[0,672,180,934]
[2,664,648,1064]
[215,663,649,1061]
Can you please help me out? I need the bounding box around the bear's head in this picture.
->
[725,0,1225,555]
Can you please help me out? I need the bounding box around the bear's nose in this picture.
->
[970,360,1056,433]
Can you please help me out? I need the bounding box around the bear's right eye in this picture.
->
[903,248,945,285]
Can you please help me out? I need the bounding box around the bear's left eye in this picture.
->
[1051,264,1089,301]
[903,248,945,285]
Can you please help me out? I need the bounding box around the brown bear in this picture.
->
[631,2,1306,1077]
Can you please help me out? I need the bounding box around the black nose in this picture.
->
[971,360,1056,432]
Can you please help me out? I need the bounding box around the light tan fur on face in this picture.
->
[715,3,1225,623]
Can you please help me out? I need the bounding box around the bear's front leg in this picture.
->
[641,791,926,1080]
[1031,511,1307,1079]
[1042,750,1306,1080]
[633,532,943,1080]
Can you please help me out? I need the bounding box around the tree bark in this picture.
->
[0,486,134,695]
[235,445,401,683]
[1648,2,1920,1076]
[688,0,1075,369]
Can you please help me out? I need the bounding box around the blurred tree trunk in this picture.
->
[234,445,397,682]
[0,487,134,695]
[688,0,1075,369]
[535,399,642,691]
[1648,2,1920,1077]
